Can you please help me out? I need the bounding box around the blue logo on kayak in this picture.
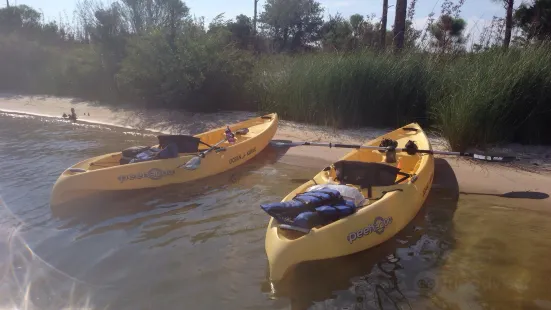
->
[347,216,393,244]
[118,168,175,183]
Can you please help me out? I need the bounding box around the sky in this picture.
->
[3,0,522,44]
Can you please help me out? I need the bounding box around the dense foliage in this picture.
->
[1,0,551,149]
[0,0,258,111]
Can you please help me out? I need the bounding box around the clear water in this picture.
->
[1,111,551,310]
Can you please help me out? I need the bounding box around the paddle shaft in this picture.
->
[199,137,227,158]
[179,127,249,169]
[270,140,518,163]
[408,149,517,162]
[199,127,249,157]
[179,137,227,169]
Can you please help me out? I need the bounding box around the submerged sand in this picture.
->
[1,93,550,211]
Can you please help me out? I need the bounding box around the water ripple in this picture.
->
[2,111,551,310]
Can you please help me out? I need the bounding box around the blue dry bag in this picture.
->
[260,188,357,230]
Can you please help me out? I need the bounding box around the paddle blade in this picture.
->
[181,156,201,170]
[270,140,298,147]
[472,154,518,163]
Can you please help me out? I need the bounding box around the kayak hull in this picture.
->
[264,122,434,282]
[50,113,278,206]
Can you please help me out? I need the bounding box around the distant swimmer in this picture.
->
[63,108,77,121]
[70,108,77,119]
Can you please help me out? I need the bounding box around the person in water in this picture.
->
[62,108,78,121]
[65,108,77,121]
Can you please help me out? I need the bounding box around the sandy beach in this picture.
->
[1,93,550,210]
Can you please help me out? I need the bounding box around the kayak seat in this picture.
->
[333,160,411,198]
[119,135,202,165]
[157,135,202,153]
[396,154,421,174]
[156,143,179,159]
[120,143,179,165]
[120,146,153,164]
[122,146,151,158]
[261,188,357,231]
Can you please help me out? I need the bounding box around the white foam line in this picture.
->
[0,108,171,135]
[0,108,59,120]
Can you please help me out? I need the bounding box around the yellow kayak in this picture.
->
[264,122,434,282]
[50,113,278,206]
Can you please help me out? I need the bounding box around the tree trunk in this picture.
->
[6,0,9,8]
[381,0,388,49]
[168,7,176,51]
[504,0,514,48]
[281,27,289,52]
[393,0,407,51]
[253,0,258,35]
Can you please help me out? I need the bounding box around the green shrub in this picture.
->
[116,26,255,112]
[0,34,60,94]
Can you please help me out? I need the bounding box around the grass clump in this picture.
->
[255,51,433,129]
[255,46,551,151]
[430,45,551,150]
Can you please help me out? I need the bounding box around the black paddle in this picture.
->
[179,128,250,170]
[270,139,519,163]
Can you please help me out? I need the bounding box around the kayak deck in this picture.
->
[84,115,274,171]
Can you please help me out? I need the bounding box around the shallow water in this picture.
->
[1,111,551,310]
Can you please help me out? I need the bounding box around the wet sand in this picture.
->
[1,93,550,211]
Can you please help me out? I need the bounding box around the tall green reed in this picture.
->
[254,46,551,150]
[255,51,433,129]
[430,45,551,150]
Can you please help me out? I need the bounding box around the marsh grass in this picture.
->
[256,51,433,129]
[255,46,551,150]
[430,45,551,150]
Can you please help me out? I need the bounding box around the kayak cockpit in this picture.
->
[117,135,206,165]
[262,158,419,238]
[83,126,257,171]
[85,134,219,171]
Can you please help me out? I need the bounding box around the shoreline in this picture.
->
[1,94,550,210]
